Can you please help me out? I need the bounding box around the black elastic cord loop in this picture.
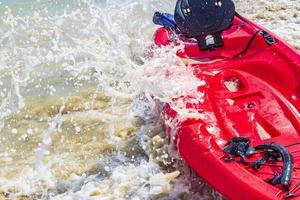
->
[232,30,261,58]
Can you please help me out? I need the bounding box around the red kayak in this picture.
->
[153,13,300,200]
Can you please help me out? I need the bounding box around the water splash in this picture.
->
[0,0,298,199]
[0,0,209,199]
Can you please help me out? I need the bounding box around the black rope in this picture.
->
[232,30,261,58]
[231,12,265,59]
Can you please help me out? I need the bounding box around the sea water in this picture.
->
[0,0,299,199]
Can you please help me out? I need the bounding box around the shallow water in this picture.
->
[0,0,299,199]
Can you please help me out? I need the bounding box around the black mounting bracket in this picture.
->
[196,32,224,50]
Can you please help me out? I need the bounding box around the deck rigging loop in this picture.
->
[223,137,293,191]
[284,182,300,199]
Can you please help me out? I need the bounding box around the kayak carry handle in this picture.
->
[255,142,293,191]
[223,137,293,191]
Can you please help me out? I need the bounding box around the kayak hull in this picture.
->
[155,15,300,200]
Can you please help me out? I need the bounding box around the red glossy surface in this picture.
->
[155,16,300,200]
